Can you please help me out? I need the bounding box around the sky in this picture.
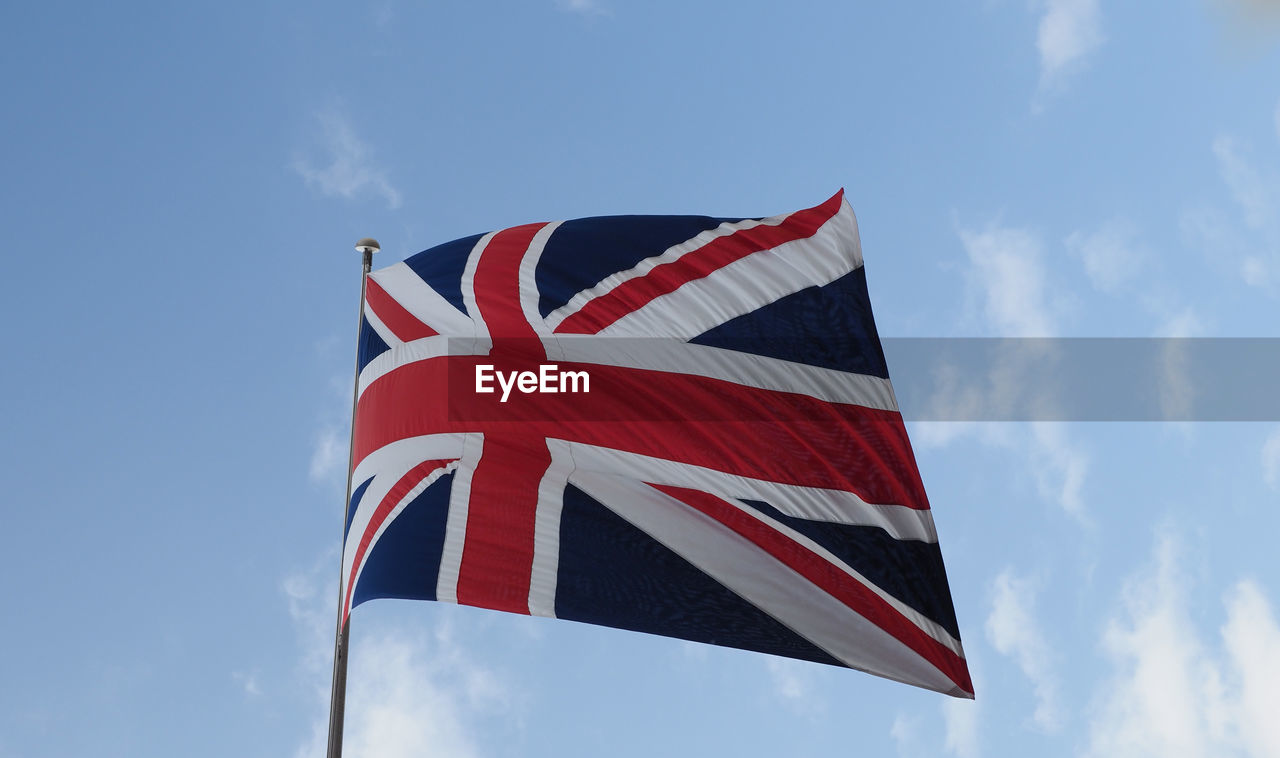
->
[2,1,1280,757]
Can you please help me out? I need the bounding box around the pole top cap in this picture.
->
[355,238,381,255]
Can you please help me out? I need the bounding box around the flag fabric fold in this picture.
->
[340,191,973,697]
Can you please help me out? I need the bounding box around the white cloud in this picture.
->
[1193,133,1280,291]
[913,414,1090,519]
[310,425,345,485]
[1084,532,1280,758]
[985,568,1062,731]
[1213,136,1275,231]
[556,0,606,15]
[285,559,513,758]
[959,224,1056,337]
[339,629,509,758]
[766,657,807,701]
[1030,422,1090,517]
[283,557,337,677]
[1061,218,1212,424]
[1066,221,1148,294]
[923,224,1090,518]
[1262,426,1280,489]
[890,712,922,756]
[1181,206,1248,269]
[295,108,402,209]
[1154,309,1205,423]
[1241,256,1271,287]
[764,658,825,718]
[373,1,395,30]
[232,670,262,697]
[1036,0,1104,95]
[942,697,980,758]
[1220,581,1280,758]
[1085,534,1223,757]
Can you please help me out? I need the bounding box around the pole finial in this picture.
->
[355,238,380,272]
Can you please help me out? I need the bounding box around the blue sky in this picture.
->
[3,1,1280,756]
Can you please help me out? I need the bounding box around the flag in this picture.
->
[341,190,972,697]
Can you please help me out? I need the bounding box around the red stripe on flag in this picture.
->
[554,191,845,335]
[365,276,439,343]
[471,224,547,341]
[454,435,552,614]
[344,458,455,621]
[353,357,932,511]
[452,223,553,614]
[650,484,972,696]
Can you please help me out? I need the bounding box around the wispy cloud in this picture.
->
[890,712,923,757]
[1084,532,1280,758]
[985,568,1063,731]
[1185,129,1280,291]
[341,629,508,758]
[1213,136,1275,231]
[283,556,337,678]
[555,0,607,16]
[1035,0,1104,101]
[930,222,1090,518]
[309,425,345,485]
[285,558,513,758]
[959,224,1057,337]
[914,418,1089,520]
[232,670,262,697]
[295,107,402,209]
[1066,220,1149,294]
[1155,309,1205,425]
[1062,218,1209,425]
[941,696,980,758]
[1085,533,1220,757]
[1029,422,1090,517]
[1221,580,1280,757]
[1262,426,1280,489]
[765,658,826,718]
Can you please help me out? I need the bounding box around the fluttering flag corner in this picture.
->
[340,190,972,698]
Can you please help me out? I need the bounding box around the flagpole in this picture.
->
[326,237,380,758]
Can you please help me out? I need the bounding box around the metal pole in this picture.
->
[325,238,380,758]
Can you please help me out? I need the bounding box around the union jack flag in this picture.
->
[341,191,973,697]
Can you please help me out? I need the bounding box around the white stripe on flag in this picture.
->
[527,439,575,618]
[558,442,936,540]
[459,232,498,343]
[369,262,476,338]
[545,212,811,332]
[547,334,898,412]
[597,200,862,340]
[434,432,485,605]
[520,221,562,336]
